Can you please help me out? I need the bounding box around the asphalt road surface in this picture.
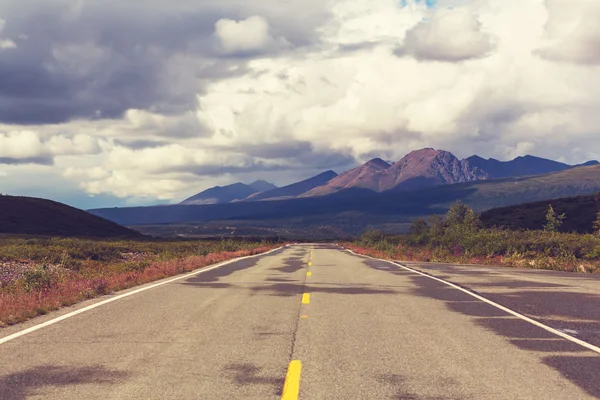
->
[1,244,600,399]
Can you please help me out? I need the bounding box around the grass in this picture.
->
[348,203,600,274]
[0,236,278,326]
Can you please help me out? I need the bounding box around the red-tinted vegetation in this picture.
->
[0,237,276,326]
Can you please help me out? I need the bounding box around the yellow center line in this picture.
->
[281,360,302,400]
[306,271,312,277]
[302,293,310,304]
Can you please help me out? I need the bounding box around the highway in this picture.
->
[1,244,600,399]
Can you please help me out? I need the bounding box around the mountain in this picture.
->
[382,148,488,191]
[89,164,600,234]
[302,149,597,197]
[480,192,600,234]
[0,195,143,238]
[303,149,487,196]
[302,159,391,196]
[180,180,277,205]
[246,171,338,201]
[248,180,278,192]
[466,154,571,179]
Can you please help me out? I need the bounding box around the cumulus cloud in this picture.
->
[400,7,495,61]
[537,0,600,65]
[0,130,101,165]
[215,16,286,55]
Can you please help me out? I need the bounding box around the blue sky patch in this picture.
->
[399,0,437,8]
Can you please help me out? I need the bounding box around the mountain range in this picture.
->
[180,148,598,204]
[87,148,600,238]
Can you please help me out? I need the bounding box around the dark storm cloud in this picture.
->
[0,0,329,125]
[0,2,236,124]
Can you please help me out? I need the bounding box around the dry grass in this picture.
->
[0,236,276,327]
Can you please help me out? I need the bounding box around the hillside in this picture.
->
[423,164,600,211]
[480,193,600,233]
[0,195,143,238]
[180,180,277,205]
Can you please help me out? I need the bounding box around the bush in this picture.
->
[21,266,56,292]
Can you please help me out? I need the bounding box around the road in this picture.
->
[1,244,600,399]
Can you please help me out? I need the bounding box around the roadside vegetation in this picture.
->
[0,236,276,326]
[349,202,600,275]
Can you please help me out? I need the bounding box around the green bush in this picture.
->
[22,266,56,292]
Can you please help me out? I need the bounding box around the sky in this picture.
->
[0,0,599,209]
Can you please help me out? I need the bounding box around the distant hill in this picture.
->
[480,193,600,234]
[0,195,143,238]
[180,180,277,205]
[246,171,337,201]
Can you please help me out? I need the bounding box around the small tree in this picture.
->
[446,201,481,232]
[428,215,445,238]
[543,205,565,232]
[409,218,428,235]
[593,210,600,235]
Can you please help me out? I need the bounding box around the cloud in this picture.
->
[0,130,101,164]
[399,7,495,61]
[537,0,600,65]
[215,16,286,55]
[0,19,16,50]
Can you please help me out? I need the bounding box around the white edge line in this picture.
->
[347,249,600,355]
[0,246,284,345]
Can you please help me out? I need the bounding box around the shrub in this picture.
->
[21,266,56,292]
